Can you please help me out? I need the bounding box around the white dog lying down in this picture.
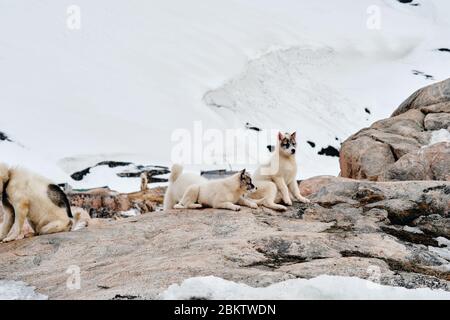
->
[0,163,89,242]
[163,164,208,210]
[164,164,258,211]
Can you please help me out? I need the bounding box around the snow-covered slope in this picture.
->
[1,0,450,191]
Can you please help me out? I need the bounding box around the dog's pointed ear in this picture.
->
[240,168,246,176]
[278,132,283,141]
[291,131,297,141]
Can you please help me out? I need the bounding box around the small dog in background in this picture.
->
[249,131,310,210]
[164,164,258,211]
[0,164,88,242]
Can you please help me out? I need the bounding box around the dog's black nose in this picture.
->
[291,149,296,154]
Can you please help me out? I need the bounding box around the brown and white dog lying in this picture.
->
[0,163,89,242]
[164,164,258,211]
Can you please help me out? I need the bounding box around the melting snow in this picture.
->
[160,275,450,300]
[428,129,450,146]
[0,280,47,300]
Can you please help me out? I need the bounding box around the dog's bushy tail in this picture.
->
[163,164,183,211]
[169,164,183,183]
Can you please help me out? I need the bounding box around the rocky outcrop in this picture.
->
[340,78,450,181]
[0,179,448,299]
[67,187,165,218]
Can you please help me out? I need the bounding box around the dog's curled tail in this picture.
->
[169,164,183,183]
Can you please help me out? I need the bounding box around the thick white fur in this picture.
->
[163,164,208,210]
[174,169,258,211]
[249,132,310,211]
[0,164,79,242]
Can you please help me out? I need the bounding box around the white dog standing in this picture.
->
[249,132,310,210]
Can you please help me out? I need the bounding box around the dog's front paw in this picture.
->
[298,197,311,204]
[2,236,16,243]
[173,204,185,209]
[284,199,293,206]
[232,205,241,211]
[248,202,258,209]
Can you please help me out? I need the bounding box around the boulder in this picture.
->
[67,187,165,218]
[424,113,450,131]
[0,179,448,299]
[340,78,450,181]
[299,175,353,196]
[380,143,450,182]
[339,136,395,180]
[392,78,450,116]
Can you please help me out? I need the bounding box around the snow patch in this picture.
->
[403,226,424,234]
[120,208,141,217]
[0,280,47,300]
[436,237,450,247]
[428,129,450,145]
[429,246,450,261]
[160,275,450,300]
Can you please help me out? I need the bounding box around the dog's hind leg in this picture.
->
[174,185,202,209]
[273,177,292,206]
[253,182,287,211]
[2,199,29,242]
[0,203,14,241]
[238,197,258,209]
[262,200,287,211]
[174,203,203,209]
[288,180,310,204]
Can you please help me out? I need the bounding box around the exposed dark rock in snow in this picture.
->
[306,141,316,148]
[397,0,420,6]
[267,145,275,152]
[245,122,261,132]
[365,108,371,114]
[412,70,434,80]
[201,169,237,179]
[70,168,91,181]
[0,132,12,142]
[117,165,169,181]
[70,161,169,183]
[318,146,340,157]
[437,48,450,53]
